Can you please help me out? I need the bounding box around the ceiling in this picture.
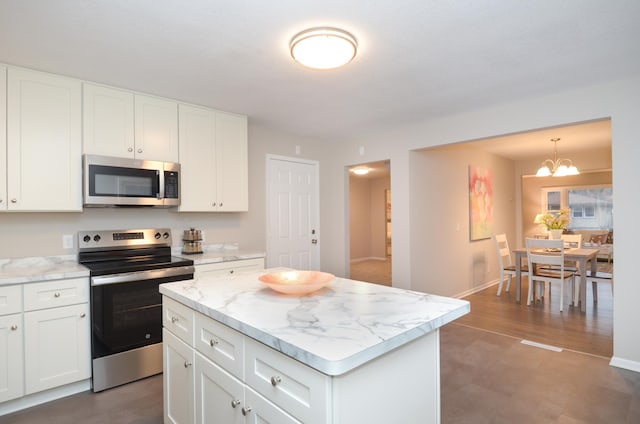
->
[1,1,637,157]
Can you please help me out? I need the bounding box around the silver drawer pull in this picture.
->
[270,376,282,386]
[54,292,61,298]
[210,338,219,347]
[231,399,241,408]
[171,316,179,323]
[80,313,86,318]
[229,270,234,274]
[241,406,252,416]
[11,325,18,331]
[184,361,192,368]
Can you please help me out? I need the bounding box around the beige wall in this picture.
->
[349,174,390,260]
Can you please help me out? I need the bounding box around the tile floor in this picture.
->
[3,324,639,423]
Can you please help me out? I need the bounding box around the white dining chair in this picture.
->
[494,234,529,296]
[526,238,577,312]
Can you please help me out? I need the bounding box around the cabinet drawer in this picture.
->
[23,278,88,311]
[0,285,22,316]
[195,258,264,279]
[195,312,244,379]
[245,338,329,424]
[163,296,194,346]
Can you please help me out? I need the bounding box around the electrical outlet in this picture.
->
[62,234,74,249]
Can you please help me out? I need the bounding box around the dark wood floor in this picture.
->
[455,274,613,357]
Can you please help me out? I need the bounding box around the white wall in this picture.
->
[319,75,640,371]
[349,174,390,261]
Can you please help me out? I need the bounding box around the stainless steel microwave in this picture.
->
[83,154,180,207]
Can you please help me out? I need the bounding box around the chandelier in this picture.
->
[535,138,580,177]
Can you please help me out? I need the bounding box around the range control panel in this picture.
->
[78,228,172,251]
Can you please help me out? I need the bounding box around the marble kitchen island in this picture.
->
[160,269,469,424]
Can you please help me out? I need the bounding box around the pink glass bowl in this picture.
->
[258,271,335,295]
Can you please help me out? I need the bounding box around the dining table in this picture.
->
[512,246,600,312]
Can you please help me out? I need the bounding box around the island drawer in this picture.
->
[245,337,329,424]
[195,311,244,379]
[163,297,194,346]
[194,258,264,279]
[0,285,22,316]
[23,278,88,311]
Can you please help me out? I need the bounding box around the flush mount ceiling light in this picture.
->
[290,27,357,70]
[535,138,580,177]
[351,167,370,175]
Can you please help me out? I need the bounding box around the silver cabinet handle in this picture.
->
[137,148,143,153]
[54,292,61,298]
[270,376,282,386]
[229,270,234,274]
[128,147,133,152]
[209,338,219,347]
[11,199,17,203]
[171,316,178,323]
[231,399,241,408]
[311,239,318,244]
[219,202,223,207]
[80,313,86,318]
[213,202,217,207]
[184,361,192,368]
[11,325,18,331]
[0,199,3,203]
[241,406,252,416]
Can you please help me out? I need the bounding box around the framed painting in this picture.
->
[469,165,494,241]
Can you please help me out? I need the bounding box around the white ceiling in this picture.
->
[1,1,637,156]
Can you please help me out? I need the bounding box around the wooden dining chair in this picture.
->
[585,262,613,303]
[525,238,577,312]
[493,234,529,296]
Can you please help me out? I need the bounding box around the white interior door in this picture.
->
[266,156,320,270]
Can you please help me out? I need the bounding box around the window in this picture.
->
[541,185,612,230]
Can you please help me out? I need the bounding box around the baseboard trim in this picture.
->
[454,279,499,299]
[0,379,91,416]
[609,356,640,373]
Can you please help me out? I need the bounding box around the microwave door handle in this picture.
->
[158,169,164,200]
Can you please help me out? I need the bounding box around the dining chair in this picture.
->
[585,262,613,303]
[493,234,529,296]
[560,234,583,271]
[525,238,577,312]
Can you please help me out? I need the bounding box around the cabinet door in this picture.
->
[215,112,248,212]
[177,104,217,211]
[244,386,301,424]
[82,83,135,157]
[23,303,90,394]
[0,65,6,210]
[0,313,23,403]
[6,68,82,211]
[195,352,244,424]
[163,329,195,424]
[134,94,179,162]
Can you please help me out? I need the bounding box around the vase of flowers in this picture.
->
[538,209,571,239]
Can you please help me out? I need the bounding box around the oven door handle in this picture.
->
[91,266,195,286]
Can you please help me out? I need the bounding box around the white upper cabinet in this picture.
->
[82,83,135,158]
[83,83,179,162]
[178,104,248,212]
[0,66,6,210]
[134,94,179,162]
[6,68,82,211]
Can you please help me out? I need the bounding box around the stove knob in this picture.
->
[94,235,101,242]
[83,235,90,243]
[155,232,161,239]
[163,232,170,239]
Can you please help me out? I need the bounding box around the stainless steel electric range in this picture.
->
[78,228,194,392]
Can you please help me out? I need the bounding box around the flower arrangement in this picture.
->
[538,209,571,230]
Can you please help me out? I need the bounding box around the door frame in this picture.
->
[265,154,320,269]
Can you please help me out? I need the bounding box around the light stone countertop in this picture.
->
[173,244,265,266]
[159,268,470,376]
[0,255,89,286]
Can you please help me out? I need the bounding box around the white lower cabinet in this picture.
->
[0,278,90,413]
[23,303,90,394]
[0,313,23,403]
[163,329,195,424]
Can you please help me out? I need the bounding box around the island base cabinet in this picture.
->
[331,329,440,424]
[163,329,195,424]
[195,351,300,424]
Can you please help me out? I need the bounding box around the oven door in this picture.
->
[90,267,193,359]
